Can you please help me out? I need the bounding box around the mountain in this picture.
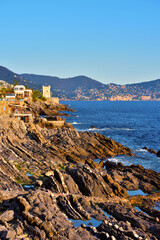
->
[21,73,160,100]
[0,66,160,100]
[0,66,16,82]
[21,74,105,91]
[0,66,38,89]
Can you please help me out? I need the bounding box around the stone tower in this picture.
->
[42,85,51,98]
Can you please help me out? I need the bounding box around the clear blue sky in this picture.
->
[0,0,160,84]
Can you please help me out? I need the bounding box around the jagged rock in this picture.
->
[99,200,160,239]
[66,164,114,198]
[0,116,133,179]
[0,113,160,239]
[104,161,160,193]
[143,146,157,154]
[25,99,75,116]
[85,159,104,169]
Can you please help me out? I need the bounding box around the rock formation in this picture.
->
[25,99,75,116]
[0,115,159,239]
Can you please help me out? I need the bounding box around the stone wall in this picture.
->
[51,97,59,104]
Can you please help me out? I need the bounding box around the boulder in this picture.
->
[148,148,157,154]
[143,146,157,154]
[45,171,54,177]
[0,210,14,222]
[157,150,160,157]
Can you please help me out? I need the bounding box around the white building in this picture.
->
[14,85,32,99]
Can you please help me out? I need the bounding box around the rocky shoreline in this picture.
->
[0,101,159,239]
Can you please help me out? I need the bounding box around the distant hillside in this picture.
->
[0,66,160,100]
[21,74,106,90]
[0,66,16,82]
[0,66,37,89]
[21,73,160,100]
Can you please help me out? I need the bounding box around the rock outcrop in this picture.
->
[0,116,133,177]
[25,99,75,116]
[143,146,160,157]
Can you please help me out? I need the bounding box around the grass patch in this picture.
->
[58,163,66,171]
[15,162,23,171]
[14,177,30,185]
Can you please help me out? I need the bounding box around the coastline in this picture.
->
[0,101,159,239]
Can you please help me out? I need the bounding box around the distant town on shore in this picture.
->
[0,66,160,101]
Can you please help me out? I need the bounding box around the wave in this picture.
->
[99,127,134,131]
[135,148,148,152]
[108,157,131,166]
[72,122,79,124]
[72,122,85,125]
[77,128,95,132]
[78,127,134,132]
[108,157,120,164]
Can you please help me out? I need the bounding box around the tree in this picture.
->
[14,79,19,86]
[0,88,7,98]
[32,89,46,102]
[6,86,14,93]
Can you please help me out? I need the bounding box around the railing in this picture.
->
[0,98,24,102]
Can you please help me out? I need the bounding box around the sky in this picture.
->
[0,0,160,85]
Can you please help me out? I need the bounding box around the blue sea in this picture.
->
[60,101,160,172]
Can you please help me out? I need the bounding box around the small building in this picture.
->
[14,85,25,98]
[42,85,51,98]
[6,93,16,100]
[14,85,32,99]
[24,89,32,99]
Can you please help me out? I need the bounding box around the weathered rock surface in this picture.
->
[0,188,159,239]
[0,116,159,239]
[0,116,132,178]
[104,161,160,193]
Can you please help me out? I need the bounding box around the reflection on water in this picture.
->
[127,189,147,196]
[153,202,160,211]
[134,206,149,216]
[26,172,33,176]
[69,218,102,227]
[23,185,35,189]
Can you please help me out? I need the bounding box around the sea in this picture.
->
[60,101,160,173]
